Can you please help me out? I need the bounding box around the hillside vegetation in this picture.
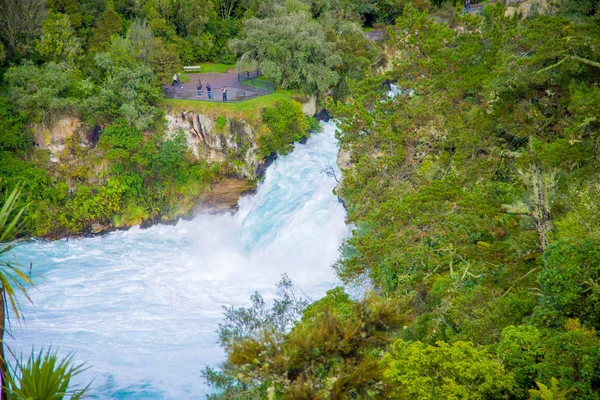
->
[1,0,600,398]
[205,2,600,399]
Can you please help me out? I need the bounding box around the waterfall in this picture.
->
[8,121,349,399]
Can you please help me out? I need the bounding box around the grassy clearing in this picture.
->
[182,63,236,74]
[165,90,300,121]
[177,64,235,82]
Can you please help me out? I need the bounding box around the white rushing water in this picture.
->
[7,121,349,399]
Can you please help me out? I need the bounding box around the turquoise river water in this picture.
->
[6,121,349,398]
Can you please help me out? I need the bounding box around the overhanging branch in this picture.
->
[537,55,600,74]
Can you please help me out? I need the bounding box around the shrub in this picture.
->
[260,99,309,157]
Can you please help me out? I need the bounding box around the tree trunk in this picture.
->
[531,164,552,252]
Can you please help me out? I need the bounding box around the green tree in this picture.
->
[383,340,515,399]
[557,0,599,16]
[535,239,600,329]
[0,99,31,155]
[148,38,182,84]
[206,283,409,399]
[88,7,123,52]
[86,51,162,130]
[4,62,78,126]
[0,0,46,59]
[260,99,310,156]
[498,325,544,397]
[230,11,341,94]
[36,12,81,67]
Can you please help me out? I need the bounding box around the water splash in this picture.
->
[7,122,349,399]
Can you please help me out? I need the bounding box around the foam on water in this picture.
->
[7,121,349,399]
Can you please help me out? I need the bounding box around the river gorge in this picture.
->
[7,122,349,399]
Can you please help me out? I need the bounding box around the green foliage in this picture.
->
[316,3,600,399]
[230,12,341,94]
[499,325,545,396]
[260,99,309,156]
[557,0,599,17]
[498,320,600,399]
[6,350,89,400]
[215,115,227,130]
[206,284,410,399]
[0,107,214,236]
[36,12,81,67]
[383,340,514,399]
[4,62,77,123]
[90,52,163,130]
[535,239,600,329]
[301,286,354,322]
[529,378,575,400]
[88,8,123,52]
[0,99,31,155]
[0,0,46,60]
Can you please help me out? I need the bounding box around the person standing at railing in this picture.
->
[207,82,212,99]
[197,79,203,97]
[222,86,228,102]
[172,73,178,86]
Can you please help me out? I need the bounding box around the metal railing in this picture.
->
[237,70,263,82]
[163,69,275,103]
[238,70,275,93]
[240,78,275,94]
[163,87,264,103]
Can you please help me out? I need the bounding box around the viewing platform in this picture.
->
[163,69,275,103]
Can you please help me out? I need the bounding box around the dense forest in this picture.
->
[201,1,600,400]
[1,0,600,398]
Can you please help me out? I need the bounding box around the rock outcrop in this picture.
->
[165,111,267,180]
[33,117,82,162]
[504,0,552,18]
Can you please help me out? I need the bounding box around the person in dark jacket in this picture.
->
[197,79,203,97]
[207,82,212,99]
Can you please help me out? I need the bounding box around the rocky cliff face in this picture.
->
[165,111,267,180]
[32,111,268,181]
[504,0,552,18]
[32,116,100,162]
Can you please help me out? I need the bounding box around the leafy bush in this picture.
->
[0,99,30,155]
[215,115,227,130]
[259,99,309,157]
[383,340,515,399]
[535,239,600,329]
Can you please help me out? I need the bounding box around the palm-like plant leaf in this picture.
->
[0,182,35,398]
[0,183,33,320]
[5,349,90,400]
[0,183,27,244]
